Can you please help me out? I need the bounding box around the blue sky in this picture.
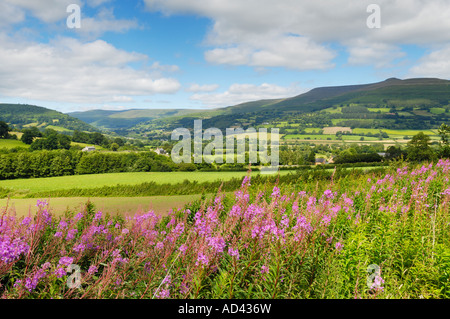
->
[0,0,449,113]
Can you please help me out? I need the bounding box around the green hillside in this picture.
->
[68,108,205,131]
[141,77,450,133]
[0,104,97,132]
[60,77,450,139]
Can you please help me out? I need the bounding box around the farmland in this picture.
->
[0,171,295,196]
[0,139,29,149]
[0,194,204,218]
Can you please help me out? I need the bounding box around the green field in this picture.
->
[46,125,73,132]
[303,127,323,133]
[352,128,438,137]
[0,170,294,195]
[430,107,446,114]
[382,129,437,136]
[0,194,203,217]
[70,142,106,150]
[0,139,29,149]
[284,134,337,140]
[342,135,379,141]
[321,107,343,114]
[284,134,379,141]
[367,107,390,113]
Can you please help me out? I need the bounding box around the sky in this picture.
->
[0,0,449,113]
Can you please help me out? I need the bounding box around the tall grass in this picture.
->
[1,160,450,299]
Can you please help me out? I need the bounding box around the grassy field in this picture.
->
[0,170,295,195]
[321,106,343,114]
[430,107,446,114]
[322,127,352,134]
[381,129,438,136]
[70,142,106,150]
[352,128,438,137]
[367,107,390,112]
[283,134,337,140]
[0,139,29,149]
[283,134,379,141]
[303,127,322,133]
[0,194,203,218]
[45,125,73,132]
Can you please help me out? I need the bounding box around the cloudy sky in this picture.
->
[0,0,449,112]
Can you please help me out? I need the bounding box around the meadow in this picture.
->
[0,195,204,218]
[0,139,29,150]
[1,160,450,299]
[0,171,295,196]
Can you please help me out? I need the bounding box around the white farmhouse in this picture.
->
[82,146,96,152]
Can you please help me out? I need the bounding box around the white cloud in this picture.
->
[0,1,25,27]
[5,0,82,23]
[3,1,139,37]
[204,47,252,66]
[205,35,335,70]
[150,62,180,73]
[186,83,220,92]
[346,39,406,68]
[0,34,181,104]
[74,7,139,38]
[409,45,450,79]
[144,0,450,70]
[190,83,303,108]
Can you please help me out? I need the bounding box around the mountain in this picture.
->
[129,77,450,134]
[0,103,97,132]
[221,77,450,114]
[68,108,206,131]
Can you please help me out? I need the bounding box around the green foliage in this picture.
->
[407,132,435,162]
[21,129,37,145]
[0,103,97,132]
[0,121,11,138]
[334,152,383,164]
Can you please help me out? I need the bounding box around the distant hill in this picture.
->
[0,104,97,132]
[157,77,450,131]
[68,108,205,131]
[218,77,450,115]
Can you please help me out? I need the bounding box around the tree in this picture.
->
[385,146,405,161]
[406,132,435,162]
[21,130,35,144]
[30,139,46,151]
[113,138,125,147]
[0,121,10,138]
[307,150,315,164]
[110,143,119,151]
[45,133,59,150]
[438,123,450,158]
[57,134,71,150]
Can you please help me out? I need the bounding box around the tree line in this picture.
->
[0,149,177,180]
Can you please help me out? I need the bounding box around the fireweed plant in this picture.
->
[1,160,450,299]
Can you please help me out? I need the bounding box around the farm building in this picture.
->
[82,146,96,152]
[315,158,328,165]
[155,147,167,155]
